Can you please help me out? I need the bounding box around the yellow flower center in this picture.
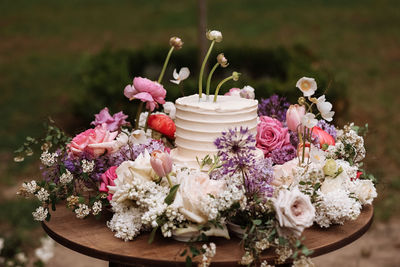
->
[301,80,311,91]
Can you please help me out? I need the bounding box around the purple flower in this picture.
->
[245,158,274,198]
[269,144,297,165]
[214,127,256,175]
[258,94,290,123]
[317,120,337,140]
[91,107,129,132]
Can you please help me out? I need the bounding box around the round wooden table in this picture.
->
[42,204,373,267]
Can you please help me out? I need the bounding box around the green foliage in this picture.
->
[74,45,348,126]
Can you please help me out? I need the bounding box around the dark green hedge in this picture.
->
[73,45,348,126]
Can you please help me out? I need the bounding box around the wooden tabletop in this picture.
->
[42,204,373,267]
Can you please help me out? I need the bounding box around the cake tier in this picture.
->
[171,94,259,168]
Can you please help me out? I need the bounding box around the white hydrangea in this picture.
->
[22,180,37,194]
[59,170,74,184]
[81,159,95,173]
[92,201,102,215]
[75,204,90,219]
[32,207,48,221]
[35,236,55,263]
[35,188,50,202]
[40,150,58,166]
[314,189,361,227]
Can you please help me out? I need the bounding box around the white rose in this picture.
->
[352,179,377,205]
[108,150,157,197]
[273,187,315,237]
[320,171,347,194]
[272,158,298,187]
[172,170,225,224]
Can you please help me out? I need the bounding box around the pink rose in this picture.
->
[286,104,305,132]
[67,124,118,157]
[99,166,118,201]
[272,158,298,187]
[124,77,166,111]
[256,116,291,157]
[91,107,129,132]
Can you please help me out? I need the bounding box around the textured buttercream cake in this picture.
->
[170,94,260,167]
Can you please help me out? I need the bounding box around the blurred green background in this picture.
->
[1,0,399,263]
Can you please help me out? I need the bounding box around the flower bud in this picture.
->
[169,37,183,49]
[206,30,223,42]
[298,97,306,105]
[323,159,337,176]
[286,104,305,132]
[232,72,241,81]
[217,53,229,68]
[150,150,173,177]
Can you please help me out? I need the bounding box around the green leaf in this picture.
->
[148,226,158,244]
[190,246,200,257]
[46,212,51,222]
[299,181,306,185]
[180,249,187,257]
[164,184,180,205]
[253,219,262,226]
[185,256,192,267]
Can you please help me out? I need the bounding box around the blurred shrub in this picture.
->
[73,45,347,126]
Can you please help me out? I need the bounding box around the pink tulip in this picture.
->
[286,104,305,132]
[124,77,166,112]
[312,126,335,148]
[150,150,173,177]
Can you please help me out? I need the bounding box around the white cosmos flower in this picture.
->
[316,95,335,121]
[170,67,190,85]
[301,113,318,128]
[296,77,317,97]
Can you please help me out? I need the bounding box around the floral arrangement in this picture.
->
[16,31,377,267]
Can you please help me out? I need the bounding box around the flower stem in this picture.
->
[199,40,216,99]
[144,110,151,132]
[135,101,144,130]
[165,173,173,188]
[206,62,220,97]
[158,46,175,84]
[213,76,234,102]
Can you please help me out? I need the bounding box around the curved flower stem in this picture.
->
[158,47,175,84]
[206,62,220,98]
[199,40,216,99]
[165,173,173,188]
[135,101,144,130]
[213,76,234,102]
[144,109,151,132]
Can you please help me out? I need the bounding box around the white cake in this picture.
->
[170,94,262,168]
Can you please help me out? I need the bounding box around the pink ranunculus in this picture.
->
[99,166,118,201]
[286,104,305,132]
[91,107,129,132]
[124,77,167,112]
[224,88,241,97]
[256,116,291,157]
[67,123,118,157]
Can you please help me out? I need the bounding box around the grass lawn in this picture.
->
[1,0,399,220]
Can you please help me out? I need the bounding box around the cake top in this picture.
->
[175,94,258,112]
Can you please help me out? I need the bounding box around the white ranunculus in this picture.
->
[301,113,318,128]
[316,95,335,122]
[170,67,190,85]
[352,179,377,205]
[273,187,315,237]
[163,101,176,119]
[296,77,317,97]
[108,151,157,198]
[206,30,223,42]
[171,170,226,224]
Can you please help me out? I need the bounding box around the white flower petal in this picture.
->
[178,67,190,80]
[173,69,179,80]
[170,79,181,85]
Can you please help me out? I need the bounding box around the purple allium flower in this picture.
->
[91,107,129,132]
[258,94,290,123]
[269,144,297,165]
[245,158,274,198]
[214,127,256,175]
[317,120,337,140]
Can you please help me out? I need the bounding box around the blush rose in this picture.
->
[256,116,291,157]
